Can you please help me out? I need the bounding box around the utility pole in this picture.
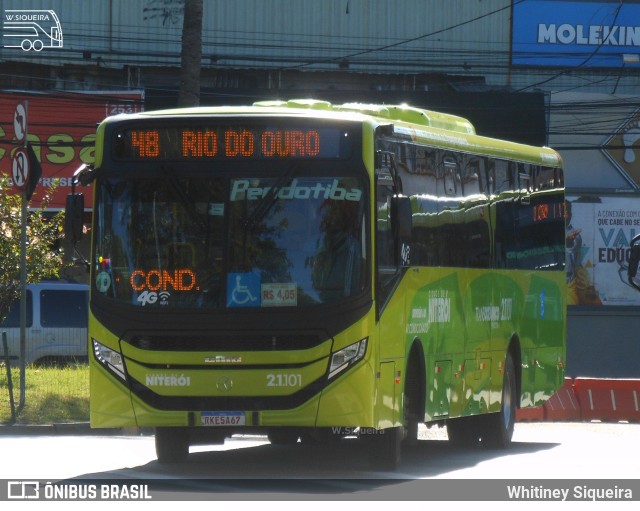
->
[178,0,203,107]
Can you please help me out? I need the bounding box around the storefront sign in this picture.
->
[512,1,640,68]
[1,90,143,209]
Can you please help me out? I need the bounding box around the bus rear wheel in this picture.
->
[155,427,189,463]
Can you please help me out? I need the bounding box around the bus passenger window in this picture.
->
[442,158,460,197]
[376,183,395,270]
[493,160,512,194]
[463,158,483,196]
[535,166,558,190]
[518,163,532,192]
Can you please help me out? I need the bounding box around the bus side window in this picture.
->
[462,157,491,268]
[487,160,496,195]
[376,182,396,270]
[492,159,517,269]
[436,155,464,266]
[480,158,491,194]
[518,163,532,192]
[493,160,512,194]
[375,176,404,308]
[536,166,558,190]
[442,157,461,197]
[463,157,484,196]
[394,144,438,197]
[422,150,438,196]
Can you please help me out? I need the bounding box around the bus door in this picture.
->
[374,148,410,427]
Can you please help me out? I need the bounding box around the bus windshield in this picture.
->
[93,174,368,309]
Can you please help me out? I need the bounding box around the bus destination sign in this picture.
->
[114,126,350,160]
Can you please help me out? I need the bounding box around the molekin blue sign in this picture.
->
[512,0,640,68]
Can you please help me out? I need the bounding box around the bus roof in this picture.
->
[103,99,562,167]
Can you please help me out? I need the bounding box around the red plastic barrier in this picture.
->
[573,378,640,423]
[543,377,581,421]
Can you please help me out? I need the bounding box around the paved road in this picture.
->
[0,422,638,505]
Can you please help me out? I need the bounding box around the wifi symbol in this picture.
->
[159,291,170,305]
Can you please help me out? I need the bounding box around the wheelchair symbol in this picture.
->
[227,273,259,307]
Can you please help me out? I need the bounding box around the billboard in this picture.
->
[0,90,143,210]
[567,195,640,306]
[512,0,640,68]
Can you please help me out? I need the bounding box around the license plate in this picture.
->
[200,411,245,426]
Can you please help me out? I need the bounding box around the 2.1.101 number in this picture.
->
[266,373,302,387]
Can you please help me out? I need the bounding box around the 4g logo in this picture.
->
[137,290,170,306]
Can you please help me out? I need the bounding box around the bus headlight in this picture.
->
[92,339,126,381]
[328,338,367,380]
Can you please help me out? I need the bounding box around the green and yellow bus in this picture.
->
[66,99,566,469]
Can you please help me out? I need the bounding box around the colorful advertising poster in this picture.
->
[0,90,143,210]
[567,195,640,306]
[512,1,640,69]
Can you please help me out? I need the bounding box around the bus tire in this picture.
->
[403,344,425,446]
[482,351,516,449]
[155,427,189,463]
[367,426,402,471]
[404,420,419,446]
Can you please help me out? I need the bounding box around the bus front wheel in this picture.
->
[482,352,516,449]
[155,427,189,463]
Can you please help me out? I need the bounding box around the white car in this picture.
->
[1,281,89,365]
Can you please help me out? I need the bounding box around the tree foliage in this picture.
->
[0,175,65,324]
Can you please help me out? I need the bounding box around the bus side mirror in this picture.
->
[65,193,85,245]
[629,235,640,291]
[391,195,412,265]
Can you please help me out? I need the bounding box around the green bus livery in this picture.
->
[66,99,566,469]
